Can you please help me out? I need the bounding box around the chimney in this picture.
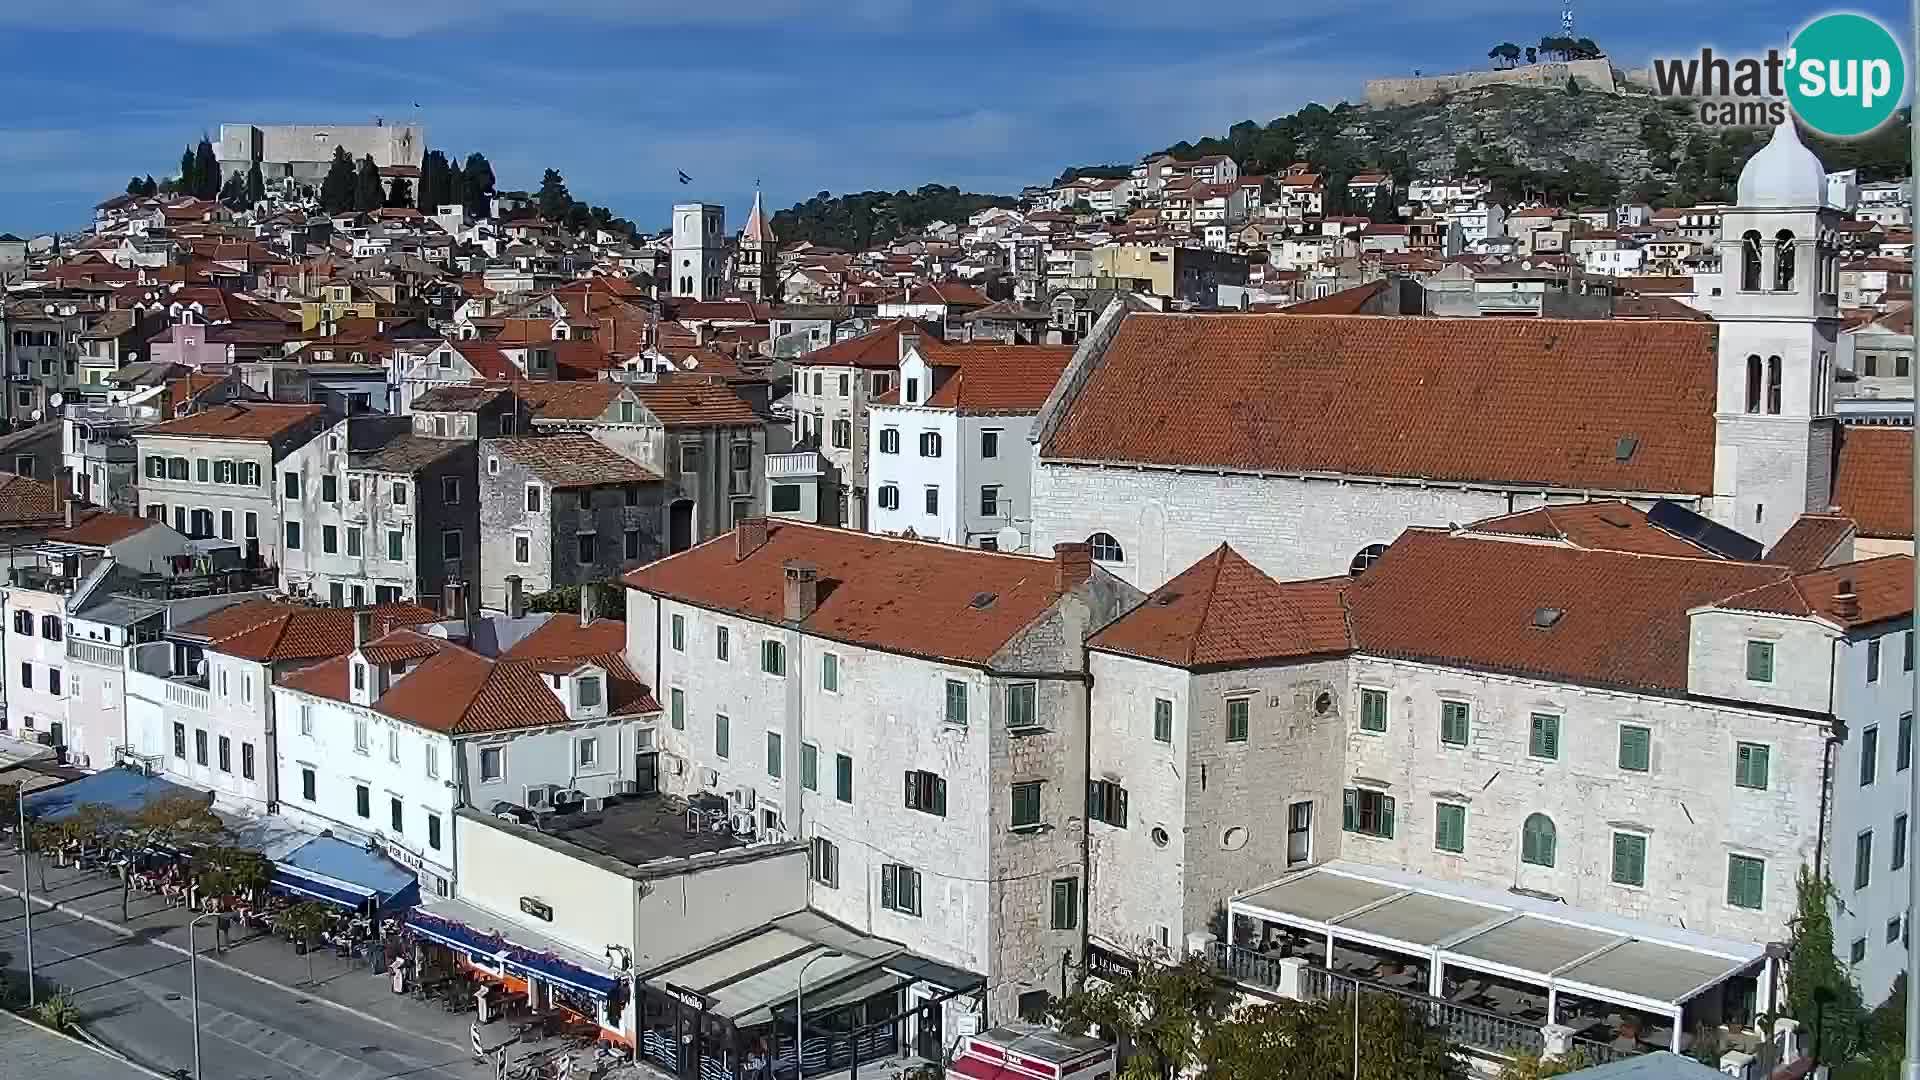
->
[506,575,525,619]
[442,581,466,620]
[63,496,76,530]
[898,330,920,363]
[1054,542,1094,595]
[783,560,820,622]
[580,582,598,628]
[736,516,771,561]
[353,609,374,651]
[1833,578,1861,621]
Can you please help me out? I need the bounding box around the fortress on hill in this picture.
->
[1365,57,1618,107]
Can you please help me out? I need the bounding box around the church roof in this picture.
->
[1040,313,1720,497]
[742,190,776,246]
[1736,121,1829,208]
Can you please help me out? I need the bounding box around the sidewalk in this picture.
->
[0,848,508,1059]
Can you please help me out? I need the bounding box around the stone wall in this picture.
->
[1364,59,1618,108]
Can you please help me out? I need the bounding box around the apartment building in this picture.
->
[477,435,662,609]
[134,402,332,567]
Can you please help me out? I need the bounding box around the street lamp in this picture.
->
[794,949,843,1080]
[16,784,33,1008]
[189,911,219,1080]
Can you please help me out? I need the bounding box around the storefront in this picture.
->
[404,899,629,1041]
[270,835,421,913]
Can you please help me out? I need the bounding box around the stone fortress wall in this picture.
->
[1365,58,1618,107]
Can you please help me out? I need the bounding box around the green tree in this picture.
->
[1565,76,1581,96]
[1207,996,1463,1080]
[353,154,384,212]
[386,175,413,208]
[219,171,249,208]
[245,162,266,206]
[1499,1050,1594,1080]
[1049,953,1229,1079]
[1525,46,1538,64]
[140,175,157,196]
[192,137,220,200]
[118,793,224,919]
[125,175,147,195]
[320,145,356,212]
[274,901,335,986]
[1786,868,1863,1062]
[193,845,271,908]
[179,146,198,198]
[462,152,496,217]
[419,149,451,210]
[536,167,572,220]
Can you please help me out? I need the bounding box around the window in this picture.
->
[1869,637,1884,683]
[346,528,362,557]
[479,746,503,782]
[576,532,595,564]
[979,486,1000,517]
[770,485,802,514]
[242,743,254,780]
[822,652,839,692]
[918,432,942,458]
[245,512,258,540]
[353,714,369,751]
[1153,698,1173,743]
[1440,701,1470,747]
[1895,918,1907,945]
[1863,725,1880,786]
[322,525,338,554]
[810,837,838,887]
[1434,802,1466,854]
[301,768,316,801]
[670,613,685,651]
[835,753,854,802]
[428,814,442,851]
[355,784,370,819]
[669,687,685,730]
[387,530,404,561]
[442,530,462,561]
[1852,938,1869,965]
[1090,776,1128,826]
[1897,813,1910,872]
[923,486,939,515]
[285,521,301,550]
[1342,789,1395,838]
[1907,631,1915,673]
[442,477,460,505]
[1612,832,1647,887]
[905,377,919,403]
[879,428,900,455]
[981,430,1000,459]
[761,640,786,676]
[1727,854,1765,910]
[997,682,1036,731]
[1012,781,1044,829]
[321,474,337,503]
[1903,714,1913,773]
[880,864,922,916]
[195,729,208,766]
[1528,713,1560,760]
[524,484,542,513]
[1088,532,1123,563]
[1051,878,1079,930]
[218,736,231,773]
[1619,725,1651,772]
[283,471,300,499]
[299,704,313,736]
[390,798,404,834]
[1746,640,1775,683]
[905,770,947,815]
[348,477,361,501]
[944,679,968,725]
[393,481,408,506]
[832,419,851,449]
[1735,742,1770,790]
[1360,689,1388,733]
[1522,813,1557,866]
[426,743,440,779]
[715,713,730,758]
[801,743,819,791]
[172,721,186,757]
[1224,696,1251,742]
[877,485,899,511]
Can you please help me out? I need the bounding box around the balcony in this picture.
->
[66,638,124,669]
[766,452,823,480]
[164,679,210,712]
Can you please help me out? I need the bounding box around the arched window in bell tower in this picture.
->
[1774,230,1796,291]
[1765,356,1783,415]
[1741,231,1763,291]
[1745,355,1763,414]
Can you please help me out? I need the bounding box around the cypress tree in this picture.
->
[141,175,157,196]
[320,146,356,212]
[353,155,383,212]
[193,137,220,199]
[462,152,495,217]
[245,162,266,207]
[179,147,197,197]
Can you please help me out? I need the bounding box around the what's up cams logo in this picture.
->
[1651,13,1908,138]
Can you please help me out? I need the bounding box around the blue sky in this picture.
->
[0,0,1902,235]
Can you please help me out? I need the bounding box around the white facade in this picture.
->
[671,203,726,301]
[127,640,277,813]
[134,433,280,561]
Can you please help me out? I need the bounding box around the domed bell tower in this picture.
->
[1712,121,1843,547]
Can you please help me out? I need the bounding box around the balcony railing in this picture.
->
[66,639,124,669]
[766,452,823,479]
[164,680,209,712]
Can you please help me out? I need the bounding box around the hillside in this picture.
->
[771,185,1017,250]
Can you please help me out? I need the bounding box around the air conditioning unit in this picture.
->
[583,796,607,813]
[698,767,719,789]
[611,780,639,797]
[728,811,757,836]
[524,783,561,808]
[728,786,757,810]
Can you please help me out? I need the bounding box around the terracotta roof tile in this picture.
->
[1764,514,1859,571]
[43,509,158,547]
[1716,555,1912,628]
[517,381,620,423]
[799,319,941,370]
[917,343,1075,414]
[1833,426,1912,539]
[1466,502,1717,558]
[1042,313,1719,495]
[1283,282,1388,314]
[629,382,763,428]
[1089,545,1350,668]
[489,435,659,488]
[140,403,327,442]
[0,473,64,529]
[624,522,1075,666]
[179,601,442,662]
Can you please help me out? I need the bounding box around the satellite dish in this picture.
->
[42,304,54,315]
[29,409,42,422]
[48,393,63,410]
[995,526,1023,553]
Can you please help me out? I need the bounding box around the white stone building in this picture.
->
[134,402,332,569]
[671,203,726,301]
[786,319,925,529]
[623,520,1142,1019]
[866,341,1073,551]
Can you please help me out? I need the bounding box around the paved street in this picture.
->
[0,856,503,1080]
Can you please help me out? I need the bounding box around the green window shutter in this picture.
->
[801,744,818,790]
[1618,726,1650,772]
[1736,743,1769,790]
[1342,789,1356,832]
[1441,702,1469,746]
[881,864,896,910]
[670,688,685,730]
[1727,855,1764,910]
[1154,699,1173,743]
[1435,804,1464,853]
[1380,795,1395,838]
[715,715,729,758]
[1361,690,1388,732]
[1530,714,1560,759]
[1612,833,1646,886]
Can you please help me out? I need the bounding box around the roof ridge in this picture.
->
[1184,545,1234,668]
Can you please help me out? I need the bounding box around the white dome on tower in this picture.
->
[1736,120,1828,208]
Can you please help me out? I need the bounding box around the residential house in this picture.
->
[787,319,930,529]
[478,434,663,609]
[135,402,331,566]
[875,284,991,340]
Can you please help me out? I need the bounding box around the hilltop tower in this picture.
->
[671,203,726,301]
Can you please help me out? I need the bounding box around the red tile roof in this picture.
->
[1283,282,1388,315]
[140,403,327,442]
[1041,313,1719,496]
[178,601,443,662]
[1089,545,1350,668]
[0,473,63,530]
[1833,426,1912,539]
[43,509,158,547]
[1765,514,1859,571]
[1465,502,1718,558]
[490,435,659,488]
[517,381,619,423]
[624,522,1076,666]
[916,343,1075,414]
[1716,554,1912,628]
[798,319,940,370]
[630,381,763,428]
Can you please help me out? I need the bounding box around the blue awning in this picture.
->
[407,902,621,1000]
[22,767,202,821]
[270,836,419,912]
[505,950,621,998]
[406,909,507,962]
